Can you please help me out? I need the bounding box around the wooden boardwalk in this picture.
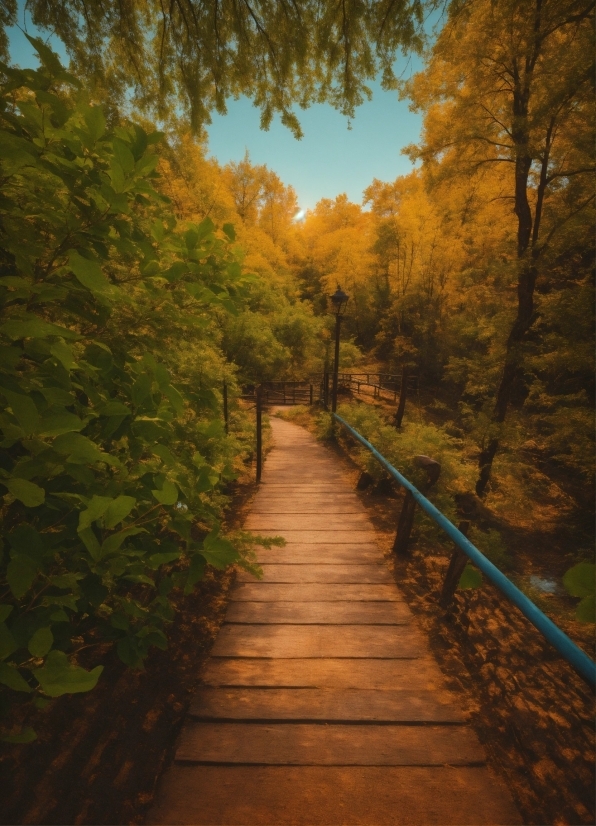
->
[148,418,522,825]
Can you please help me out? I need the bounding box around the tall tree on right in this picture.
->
[406,0,595,495]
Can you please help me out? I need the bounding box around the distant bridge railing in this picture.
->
[338,372,418,403]
[333,412,596,688]
[240,373,419,408]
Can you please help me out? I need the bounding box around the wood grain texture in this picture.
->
[201,657,447,689]
[253,546,386,564]
[148,765,523,825]
[225,601,412,625]
[231,583,404,602]
[236,563,393,583]
[188,688,465,723]
[176,722,485,765]
[211,624,426,658]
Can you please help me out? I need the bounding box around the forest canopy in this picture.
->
[0,0,425,136]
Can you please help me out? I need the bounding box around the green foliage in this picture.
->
[2,1,424,136]
[336,401,476,523]
[563,563,595,624]
[0,43,260,739]
[458,564,482,590]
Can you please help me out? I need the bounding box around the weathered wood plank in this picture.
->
[244,514,371,530]
[148,766,523,825]
[250,499,365,515]
[225,601,412,625]
[188,688,465,723]
[201,657,446,689]
[253,530,377,543]
[231,583,404,602]
[211,624,425,658]
[253,546,385,564]
[236,563,393,584]
[176,722,484,765]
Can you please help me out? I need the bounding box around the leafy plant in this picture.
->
[0,39,259,740]
[562,563,595,624]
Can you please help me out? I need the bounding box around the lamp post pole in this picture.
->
[328,285,349,414]
[331,312,342,413]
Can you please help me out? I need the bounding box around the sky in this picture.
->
[7,13,428,214]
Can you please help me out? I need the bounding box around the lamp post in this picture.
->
[329,285,349,413]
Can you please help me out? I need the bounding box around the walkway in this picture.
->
[148,418,521,825]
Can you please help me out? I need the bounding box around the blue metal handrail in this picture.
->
[334,413,596,688]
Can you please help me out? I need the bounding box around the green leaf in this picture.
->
[1,390,40,434]
[152,480,178,506]
[69,251,110,293]
[4,478,45,507]
[50,339,78,371]
[201,530,240,570]
[197,216,215,240]
[32,650,103,697]
[38,411,84,437]
[28,627,53,658]
[0,605,13,623]
[563,563,595,598]
[6,554,38,599]
[100,527,146,555]
[0,623,18,660]
[98,401,130,417]
[1,727,37,743]
[162,384,185,415]
[147,551,180,570]
[0,662,32,693]
[222,223,236,241]
[576,595,595,624]
[116,636,144,669]
[78,495,113,531]
[53,432,104,464]
[0,317,79,341]
[78,526,102,560]
[184,554,206,594]
[103,495,136,529]
[132,374,152,406]
[83,106,106,142]
[458,563,482,590]
[26,33,63,76]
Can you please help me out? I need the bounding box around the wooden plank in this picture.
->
[176,722,485,765]
[231,583,404,602]
[225,601,412,625]
[201,657,446,689]
[236,564,393,584]
[211,624,425,658]
[253,546,385,564]
[249,530,377,544]
[148,765,523,825]
[250,498,365,513]
[230,582,404,602]
[244,514,371,530]
[189,688,465,723]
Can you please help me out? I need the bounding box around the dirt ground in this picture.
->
[0,422,594,826]
[362,487,596,826]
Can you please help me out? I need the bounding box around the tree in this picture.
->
[405,0,595,495]
[2,0,425,136]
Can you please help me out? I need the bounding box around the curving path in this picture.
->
[148,417,521,825]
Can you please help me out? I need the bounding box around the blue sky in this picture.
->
[7,14,427,213]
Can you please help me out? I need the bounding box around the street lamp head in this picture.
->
[330,285,349,316]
